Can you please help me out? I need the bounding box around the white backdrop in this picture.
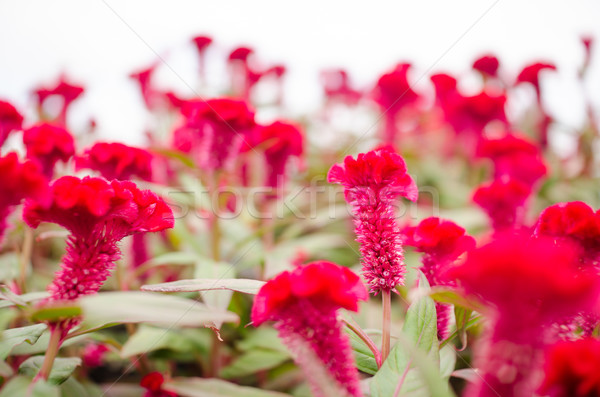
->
[1,0,599,144]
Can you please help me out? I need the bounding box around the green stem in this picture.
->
[381,290,392,363]
[342,318,382,368]
[37,326,62,381]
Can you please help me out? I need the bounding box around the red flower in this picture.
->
[172,98,256,172]
[76,142,153,181]
[33,76,84,126]
[191,35,212,54]
[477,133,547,186]
[250,120,304,190]
[0,153,48,243]
[321,69,362,105]
[473,177,530,231]
[450,234,599,397]
[472,54,500,77]
[140,372,177,397]
[372,63,420,143]
[130,63,161,110]
[23,176,174,303]
[329,149,417,293]
[228,46,253,63]
[533,201,600,268]
[540,338,600,397]
[23,122,75,179]
[516,62,557,96]
[82,343,110,368]
[0,100,24,147]
[252,261,367,397]
[403,217,475,339]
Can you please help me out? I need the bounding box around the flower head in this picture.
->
[191,35,213,54]
[130,63,161,110]
[33,76,84,125]
[0,153,48,242]
[252,261,367,397]
[320,69,362,105]
[373,63,420,113]
[516,62,557,93]
[23,122,75,178]
[540,338,600,397]
[473,177,530,231]
[472,54,500,77]
[140,372,177,397]
[76,142,153,181]
[0,100,24,147]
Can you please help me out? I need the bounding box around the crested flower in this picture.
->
[23,176,173,337]
[252,261,368,397]
[373,63,420,143]
[321,69,362,105]
[130,62,161,110]
[140,372,177,397]
[76,142,153,182]
[172,98,256,172]
[328,148,418,293]
[250,120,304,191]
[473,177,530,232]
[539,338,600,397]
[403,217,475,339]
[0,100,24,147]
[191,35,213,82]
[0,153,48,243]
[516,62,557,100]
[476,133,547,186]
[33,76,84,126]
[82,343,110,368]
[449,233,599,397]
[472,54,500,78]
[23,122,75,179]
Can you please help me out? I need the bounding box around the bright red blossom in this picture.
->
[0,100,24,147]
[540,338,600,397]
[76,142,153,181]
[33,77,84,126]
[23,122,75,178]
[473,177,530,231]
[472,54,500,77]
[516,62,557,93]
[252,261,367,397]
[329,149,417,293]
[140,372,177,397]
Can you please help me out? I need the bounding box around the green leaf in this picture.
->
[60,377,103,397]
[0,376,60,397]
[164,377,293,396]
[220,349,289,379]
[143,251,201,267]
[0,291,49,309]
[345,328,378,375]
[439,345,457,379]
[29,302,82,323]
[429,287,484,312]
[19,356,81,385]
[0,360,13,377]
[454,306,473,351]
[370,295,454,397]
[120,326,210,358]
[11,332,86,356]
[142,278,265,294]
[236,327,287,353]
[78,291,238,332]
[0,323,47,359]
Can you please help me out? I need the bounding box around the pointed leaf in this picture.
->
[0,323,47,359]
[220,349,289,379]
[0,376,59,397]
[19,356,81,385]
[142,278,265,295]
[120,326,210,358]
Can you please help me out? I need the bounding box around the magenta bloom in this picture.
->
[403,217,475,339]
[473,177,530,232]
[0,100,24,147]
[0,153,48,243]
[172,98,256,172]
[33,77,84,126]
[373,63,420,143]
[23,176,173,305]
[328,148,418,293]
[516,62,557,98]
[191,35,213,54]
[540,338,600,397]
[252,261,368,397]
[450,234,599,397]
[476,133,547,186]
[23,122,75,179]
[130,63,161,110]
[321,69,362,105]
[82,343,110,368]
[472,54,500,77]
[76,142,153,181]
[140,372,177,397]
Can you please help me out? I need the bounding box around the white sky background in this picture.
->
[1,0,599,146]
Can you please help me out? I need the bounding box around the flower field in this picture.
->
[0,33,599,397]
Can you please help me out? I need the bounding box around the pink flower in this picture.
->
[252,261,368,397]
[0,100,24,147]
[191,35,213,54]
[328,149,418,293]
[33,76,84,126]
[172,98,256,172]
[76,142,153,181]
[473,177,530,231]
[449,233,599,397]
[130,63,161,110]
[373,63,420,143]
[140,372,177,397]
[82,343,110,367]
[23,176,173,305]
[472,54,500,77]
[0,153,48,243]
[23,122,75,179]
[403,217,475,339]
[477,133,547,186]
[516,62,557,98]
[540,338,600,397]
[321,69,362,105]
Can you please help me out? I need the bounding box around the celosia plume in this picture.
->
[252,261,368,397]
[328,148,417,293]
